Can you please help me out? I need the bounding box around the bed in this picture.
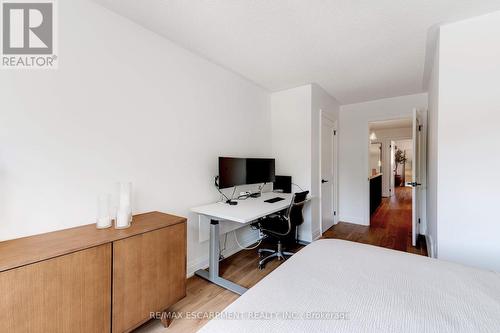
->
[198,239,500,333]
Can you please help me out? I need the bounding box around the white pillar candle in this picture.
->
[96,194,112,229]
[115,206,131,229]
[115,182,133,229]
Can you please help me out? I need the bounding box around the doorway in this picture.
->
[322,110,427,255]
[320,113,338,234]
[367,116,421,248]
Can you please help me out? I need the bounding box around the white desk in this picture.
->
[191,192,293,295]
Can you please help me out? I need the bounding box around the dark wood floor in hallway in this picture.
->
[323,187,427,256]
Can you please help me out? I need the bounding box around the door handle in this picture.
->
[322,179,329,184]
[407,182,422,187]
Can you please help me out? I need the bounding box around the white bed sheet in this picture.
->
[198,239,500,333]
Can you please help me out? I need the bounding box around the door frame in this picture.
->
[389,140,396,196]
[363,113,427,230]
[319,112,339,235]
[411,108,420,246]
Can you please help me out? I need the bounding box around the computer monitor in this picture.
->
[218,157,275,189]
[273,175,292,193]
[246,158,275,185]
[218,157,247,189]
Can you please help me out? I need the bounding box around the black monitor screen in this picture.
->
[273,175,292,193]
[218,157,247,189]
[218,157,275,189]
[246,158,275,185]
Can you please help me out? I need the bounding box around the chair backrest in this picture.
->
[287,191,309,227]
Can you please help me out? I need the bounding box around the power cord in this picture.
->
[230,186,237,201]
[259,182,265,194]
[214,176,231,202]
[219,233,228,260]
[214,176,237,204]
[233,230,263,250]
[292,183,305,191]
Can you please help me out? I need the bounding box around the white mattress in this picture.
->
[198,239,500,333]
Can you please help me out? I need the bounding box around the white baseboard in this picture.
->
[186,256,207,278]
[312,228,322,240]
[426,234,435,258]
[187,232,260,277]
[339,215,368,226]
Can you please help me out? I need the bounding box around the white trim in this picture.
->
[418,109,428,236]
[187,256,207,278]
[412,108,418,246]
[426,234,435,258]
[338,215,368,226]
[312,228,322,240]
[333,120,339,225]
[319,112,339,235]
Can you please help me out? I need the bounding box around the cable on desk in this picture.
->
[292,183,305,191]
[214,176,231,202]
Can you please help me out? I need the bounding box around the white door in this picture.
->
[321,116,336,232]
[411,109,422,246]
[390,140,395,197]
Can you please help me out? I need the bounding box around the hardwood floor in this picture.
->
[136,241,300,333]
[138,187,426,333]
[323,186,427,256]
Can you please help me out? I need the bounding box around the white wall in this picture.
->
[426,35,440,259]
[270,84,339,241]
[0,0,271,276]
[338,94,428,225]
[271,86,312,241]
[431,11,500,271]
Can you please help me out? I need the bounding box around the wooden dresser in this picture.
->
[0,212,187,333]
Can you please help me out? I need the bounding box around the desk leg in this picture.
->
[208,219,219,281]
[195,219,248,295]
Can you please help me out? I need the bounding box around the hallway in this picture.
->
[323,187,427,256]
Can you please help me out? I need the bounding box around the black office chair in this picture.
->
[256,191,309,269]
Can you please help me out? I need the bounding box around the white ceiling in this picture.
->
[94,0,500,104]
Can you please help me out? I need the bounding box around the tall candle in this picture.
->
[115,206,131,229]
[96,194,112,229]
[116,182,132,229]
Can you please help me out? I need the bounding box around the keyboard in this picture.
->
[264,197,285,203]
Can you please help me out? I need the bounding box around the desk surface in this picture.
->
[191,192,293,223]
